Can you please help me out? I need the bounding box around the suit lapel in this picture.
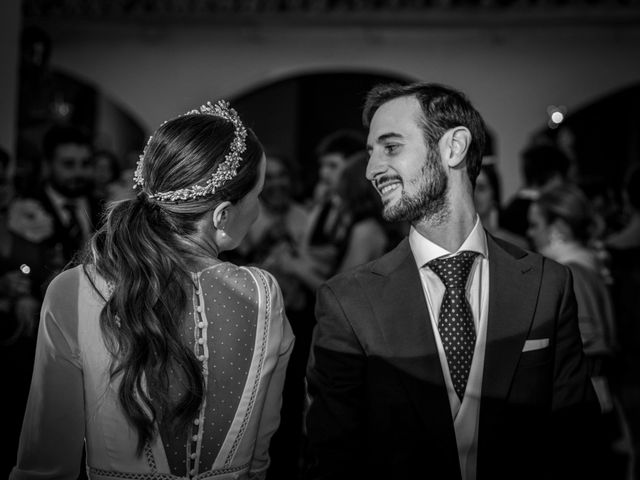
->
[365,240,460,473]
[368,236,542,407]
[368,242,446,397]
[363,234,540,479]
[481,234,541,401]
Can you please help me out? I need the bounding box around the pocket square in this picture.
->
[522,338,549,352]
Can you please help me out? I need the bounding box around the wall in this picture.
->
[37,20,640,200]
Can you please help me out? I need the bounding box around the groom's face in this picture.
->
[366,95,448,224]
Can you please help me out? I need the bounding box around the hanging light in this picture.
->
[547,105,566,129]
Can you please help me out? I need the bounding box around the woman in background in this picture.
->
[604,165,640,475]
[280,150,390,291]
[528,184,634,479]
[331,150,390,273]
[11,101,294,480]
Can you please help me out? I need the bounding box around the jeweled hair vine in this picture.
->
[133,100,247,203]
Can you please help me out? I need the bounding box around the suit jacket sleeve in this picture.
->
[305,281,366,480]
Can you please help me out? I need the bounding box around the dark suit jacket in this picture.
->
[305,234,603,480]
[29,187,102,266]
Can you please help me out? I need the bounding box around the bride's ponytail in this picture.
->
[87,111,263,454]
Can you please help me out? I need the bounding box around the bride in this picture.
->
[10,101,294,480]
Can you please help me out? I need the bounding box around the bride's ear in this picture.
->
[212,201,232,231]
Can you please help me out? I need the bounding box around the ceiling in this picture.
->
[22,0,640,27]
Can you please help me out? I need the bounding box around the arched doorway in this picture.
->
[16,25,146,193]
[230,71,497,201]
[229,70,414,201]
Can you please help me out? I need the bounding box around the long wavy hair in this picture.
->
[85,113,263,454]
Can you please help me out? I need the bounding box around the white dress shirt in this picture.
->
[409,216,490,480]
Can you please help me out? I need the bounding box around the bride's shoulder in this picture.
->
[241,265,280,290]
[46,265,83,296]
[198,262,265,294]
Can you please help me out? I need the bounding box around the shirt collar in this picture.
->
[409,215,488,268]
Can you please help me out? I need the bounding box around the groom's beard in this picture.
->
[382,149,449,225]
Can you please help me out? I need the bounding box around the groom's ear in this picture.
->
[440,127,471,168]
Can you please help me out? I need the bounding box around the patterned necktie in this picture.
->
[428,251,479,400]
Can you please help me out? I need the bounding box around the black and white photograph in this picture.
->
[1,1,640,479]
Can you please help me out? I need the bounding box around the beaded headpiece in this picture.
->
[133,100,247,203]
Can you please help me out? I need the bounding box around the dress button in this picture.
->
[198,338,204,345]
[196,306,202,313]
[192,434,198,442]
[194,418,200,425]
[191,452,196,459]
[199,355,206,361]
[198,322,205,328]
[190,469,195,475]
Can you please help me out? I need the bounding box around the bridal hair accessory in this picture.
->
[133,100,247,203]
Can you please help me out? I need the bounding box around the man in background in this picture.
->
[33,124,99,269]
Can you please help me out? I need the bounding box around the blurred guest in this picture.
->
[502,144,571,239]
[277,129,367,295]
[232,152,311,480]
[528,184,634,479]
[283,147,390,292]
[605,165,640,473]
[305,129,366,262]
[528,185,617,367]
[29,124,100,268]
[241,153,311,308]
[606,166,640,251]
[330,150,390,272]
[474,162,528,248]
[91,148,121,207]
[0,146,51,480]
[310,129,365,207]
[0,147,51,342]
[578,175,625,241]
[239,153,308,272]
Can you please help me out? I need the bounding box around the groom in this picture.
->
[305,82,603,480]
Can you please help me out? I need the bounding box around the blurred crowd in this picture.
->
[475,141,640,480]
